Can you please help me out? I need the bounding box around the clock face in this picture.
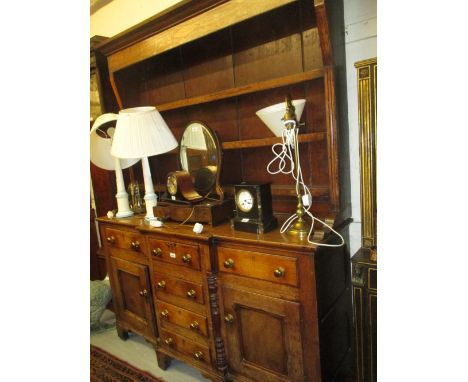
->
[236,189,254,213]
[167,174,178,196]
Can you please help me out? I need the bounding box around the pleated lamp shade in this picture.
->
[90,113,139,170]
[111,106,178,159]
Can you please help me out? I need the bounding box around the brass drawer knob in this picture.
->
[186,289,196,299]
[223,258,234,269]
[106,236,115,244]
[274,267,285,278]
[139,289,148,297]
[152,248,162,257]
[131,241,140,251]
[182,254,192,264]
[164,337,174,346]
[160,309,169,320]
[193,351,204,360]
[157,281,166,289]
[190,321,200,331]
[224,313,235,324]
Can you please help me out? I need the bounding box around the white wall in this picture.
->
[343,0,377,255]
[90,0,377,255]
[90,0,184,38]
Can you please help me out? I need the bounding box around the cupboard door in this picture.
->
[110,257,156,338]
[221,286,304,382]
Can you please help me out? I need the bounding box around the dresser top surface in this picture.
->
[97,214,330,252]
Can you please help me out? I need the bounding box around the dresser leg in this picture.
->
[116,324,129,341]
[155,349,172,370]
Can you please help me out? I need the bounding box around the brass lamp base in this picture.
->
[287,218,311,240]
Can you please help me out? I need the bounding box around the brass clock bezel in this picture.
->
[166,174,178,196]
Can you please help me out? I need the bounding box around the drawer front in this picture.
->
[157,301,208,337]
[153,272,205,305]
[148,238,200,270]
[159,328,211,365]
[217,247,298,287]
[104,227,147,255]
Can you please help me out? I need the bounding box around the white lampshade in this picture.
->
[181,123,208,151]
[90,113,139,170]
[256,99,306,137]
[111,106,178,159]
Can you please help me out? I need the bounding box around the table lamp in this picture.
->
[256,96,309,238]
[111,106,178,221]
[90,113,139,218]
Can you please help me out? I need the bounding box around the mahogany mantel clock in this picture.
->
[231,182,277,234]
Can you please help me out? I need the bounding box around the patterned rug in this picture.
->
[91,345,167,382]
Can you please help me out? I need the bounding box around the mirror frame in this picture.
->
[179,121,223,201]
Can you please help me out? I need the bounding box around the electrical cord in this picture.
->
[266,122,344,247]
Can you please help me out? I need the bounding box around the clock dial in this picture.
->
[167,174,178,195]
[236,189,254,213]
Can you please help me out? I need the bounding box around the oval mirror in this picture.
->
[180,122,223,200]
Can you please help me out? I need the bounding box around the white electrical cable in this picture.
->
[266,123,344,247]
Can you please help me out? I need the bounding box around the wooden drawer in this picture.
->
[153,272,205,306]
[148,237,200,270]
[157,301,208,337]
[104,227,147,255]
[217,247,299,287]
[159,328,211,365]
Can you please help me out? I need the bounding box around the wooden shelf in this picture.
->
[156,68,324,112]
[222,132,326,150]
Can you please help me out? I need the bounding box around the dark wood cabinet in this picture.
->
[352,249,376,382]
[352,58,377,382]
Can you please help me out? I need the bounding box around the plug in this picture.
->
[302,194,312,207]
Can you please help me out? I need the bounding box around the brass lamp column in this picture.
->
[284,96,310,239]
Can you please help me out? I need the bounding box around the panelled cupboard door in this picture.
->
[221,286,304,382]
[110,257,156,338]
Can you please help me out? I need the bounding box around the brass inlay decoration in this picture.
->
[359,67,370,79]
[353,286,364,382]
[369,293,377,382]
[355,58,377,249]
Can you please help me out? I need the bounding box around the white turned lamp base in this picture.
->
[114,157,133,218]
[142,157,158,221]
[115,191,134,218]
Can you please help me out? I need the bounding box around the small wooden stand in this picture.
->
[154,199,234,226]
